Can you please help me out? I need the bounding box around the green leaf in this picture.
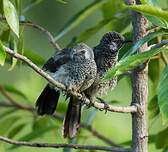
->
[23,0,43,13]
[100,0,126,31]
[121,30,167,60]
[0,40,6,66]
[148,95,160,119]
[145,15,168,28]
[54,0,106,41]
[156,127,168,149]
[76,18,112,43]
[0,0,4,15]
[158,65,168,124]
[0,117,19,136]
[0,28,10,43]
[8,38,17,71]
[3,0,19,37]
[8,123,25,138]
[103,44,168,82]
[3,84,27,99]
[56,0,66,4]
[23,49,46,66]
[10,126,55,149]
[124,4,168,26]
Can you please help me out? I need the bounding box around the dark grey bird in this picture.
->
[35,43,97,120]
[63,32,132,138]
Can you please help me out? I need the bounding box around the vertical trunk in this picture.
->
[124,0,149,151]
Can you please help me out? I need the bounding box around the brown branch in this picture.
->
[146,25,157,31]
[0,136,132,152]
[0,17,61,51]
[124,0,149,151]
[0,84,33,111]
[0,101,121,147]
[2,45,137,113]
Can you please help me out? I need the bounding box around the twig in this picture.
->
[0,84,33,111]
[0,17,61,51]
[0,136,132,152]
[146,25,157,31]
[0,101,122,147]
[81,124,122,147]
[2,45,137,113]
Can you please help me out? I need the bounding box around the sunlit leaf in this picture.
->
[158,65,168,124]
[0,117,19,136]
[54,0,106,41]
[3,0,19,37]
[145,15,168,29]
[121,30,167,60]
[156,127,168,149]
[10,126,55,149]
[3,84,27,99]
[103,44,168,82]
[8,123,25,138]
[124,4,168,27]
[0,40,6,66]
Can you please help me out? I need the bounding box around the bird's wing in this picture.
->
[42,48,72,73]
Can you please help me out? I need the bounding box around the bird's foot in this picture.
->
[81,92,87,103]
[96,97,109,114]
[86,96,94,108]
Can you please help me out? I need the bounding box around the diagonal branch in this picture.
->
[0,136,132,152]
[0,17,61,51]
[3,45,137,113]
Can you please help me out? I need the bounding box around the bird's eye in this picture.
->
[113,40,119,44]
[81,50,86,54]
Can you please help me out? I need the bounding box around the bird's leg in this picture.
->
[96,97,109,114]
[86,95,94,108]
[80,92,87,103]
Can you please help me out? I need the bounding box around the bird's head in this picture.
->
[70,43,94,61]
[100,32,132,53]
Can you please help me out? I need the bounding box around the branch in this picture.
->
[3,45,137,113]
[0,101,122,148]
[0,17,61,51]
[0,136,132,152]
[125,0,149,151]
[0,84,33,111]
[146,25,157,31]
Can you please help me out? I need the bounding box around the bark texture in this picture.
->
[125,0,149,151]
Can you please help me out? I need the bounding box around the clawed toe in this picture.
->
[96,97,109,114]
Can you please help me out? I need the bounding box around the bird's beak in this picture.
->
[122,39,133,44]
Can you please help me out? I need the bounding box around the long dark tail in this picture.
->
[35,84,60,115]
[62,96,81,138]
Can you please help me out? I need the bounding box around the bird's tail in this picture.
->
[35,84,60,115]
[62,96,81,138]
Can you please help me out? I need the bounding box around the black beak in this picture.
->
[122,39,133,44]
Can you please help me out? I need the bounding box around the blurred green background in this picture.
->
[1,0,168,151]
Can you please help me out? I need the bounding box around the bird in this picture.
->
[35,43,97,120]
[63,32,132,138]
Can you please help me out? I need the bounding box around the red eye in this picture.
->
[81,50,86,54]
[114,40,118,44]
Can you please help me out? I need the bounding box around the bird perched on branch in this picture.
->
[35,43,97,118]
[63,32,132,138]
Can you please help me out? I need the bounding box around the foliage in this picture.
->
[1,0,168,152]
